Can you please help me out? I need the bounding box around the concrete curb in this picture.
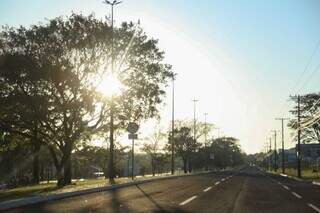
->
[0,171,212,211]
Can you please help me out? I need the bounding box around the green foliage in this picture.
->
[0,13,173,186]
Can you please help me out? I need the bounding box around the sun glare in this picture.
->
[97,73,122,97]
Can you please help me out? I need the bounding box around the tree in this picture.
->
[288,93,320,144]
[210,137,244,169]
[0,53,46,184]
[141,126,166,176]
[0,13,173,186]
[168,127,201,173]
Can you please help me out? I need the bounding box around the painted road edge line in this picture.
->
[215,181,220,185]
[308,203,320,213]
[203,186,212,192]
[179,196,197,206]
[291,192,302,199]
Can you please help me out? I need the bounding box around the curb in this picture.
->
[0,171,212,211]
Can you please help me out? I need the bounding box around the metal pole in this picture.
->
[171,75,175,175]
[204,113,208,171]
[192,99,199,141]
[132,137,134,180]
[297,95,301,178]
[103,0,122,184]
[269,137,272,171]
[271,130,277,172]
[275,118,289,174]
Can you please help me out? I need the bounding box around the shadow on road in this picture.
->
[135,184,191,213]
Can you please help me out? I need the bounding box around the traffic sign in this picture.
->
[128,133,138,140]
[127,122,139,134]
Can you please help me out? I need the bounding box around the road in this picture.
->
[7,166,320,213]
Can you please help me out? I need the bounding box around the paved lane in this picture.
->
[8,172,230,212]
[6,167,320,212]
[181,167,312,213]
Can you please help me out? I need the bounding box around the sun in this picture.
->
[96,73,122,97]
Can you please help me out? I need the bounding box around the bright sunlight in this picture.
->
[96,73,122,97]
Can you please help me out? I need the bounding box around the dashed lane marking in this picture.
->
[282,185,290,190]
[179,195,197,206]
[203,186,212,192]
[291,192,302,199]
[308,203,320,213]
[215,181,220,186]
[221,178,225,182]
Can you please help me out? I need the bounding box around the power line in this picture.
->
[277,39,320,116]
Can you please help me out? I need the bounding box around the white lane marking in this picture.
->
[282,185,290,190]
[203,186,212,192]
[179,195,197,206]
[308,203,320,213]
[215,181,220,185]
[291,192,302,199]
[221,178,225,182]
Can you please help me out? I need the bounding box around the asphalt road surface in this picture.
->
[6,166,320,213]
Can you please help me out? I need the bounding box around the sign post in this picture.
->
[127,122,139,180]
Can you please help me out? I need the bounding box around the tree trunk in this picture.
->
[32,140,41,184]
[152,158,155,176]
[63,145,72,185]
[183,158,187,173]
[188,157,192,173]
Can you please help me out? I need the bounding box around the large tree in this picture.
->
[0,14,172,186]
[168,127,200,173]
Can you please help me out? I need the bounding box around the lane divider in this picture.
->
[203,186,212,192]
[308,203,320,213]
[282,185,290,190]
[291,192,302,199]
[179,174,236,206]
[179,196,197,206]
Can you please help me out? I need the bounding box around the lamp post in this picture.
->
[103,0,122,183]
[204,113,208,171]
[171,74,176,175]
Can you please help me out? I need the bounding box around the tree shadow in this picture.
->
[135,184,191,213]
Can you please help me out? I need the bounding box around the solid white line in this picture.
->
[203,186,212,192]
[282,185,290,190]
[179,195,197,206]
[308,203,320,213]
[215,181,220,185]
[291,192,302,199]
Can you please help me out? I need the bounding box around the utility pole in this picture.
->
[103,0,122,183]
[192,99,199,141]
[269,137,272,171]
[271,130,278,172]
[297,95,301,178]
[204,112,208,171]
[171,74,176,175]
[275,117,289,174]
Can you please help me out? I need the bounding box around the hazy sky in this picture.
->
[1,0,320,153]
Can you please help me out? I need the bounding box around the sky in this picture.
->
[1,0,320,154]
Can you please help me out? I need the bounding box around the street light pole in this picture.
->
[171,74,176,175]
[275,117,289,174]
[204,113,208,171]
[192,99,199,141]
[271,130,278,172]
[103,0,122,183]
